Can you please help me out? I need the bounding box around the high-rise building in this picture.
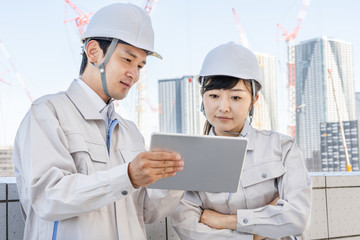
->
[356,92,360,120]
[255,53,278,131]
[295,37,356,171]
[158,76,205,135]
[320,120,360,172]
[0,147,14,177]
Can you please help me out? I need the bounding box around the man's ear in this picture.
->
[86,40,102,65]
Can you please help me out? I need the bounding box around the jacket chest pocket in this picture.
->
[241,160,285,208]
[68,134,108,175]
[116,149,144,164]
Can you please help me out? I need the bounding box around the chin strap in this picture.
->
[248,79,256,125]
[87,38,119,98]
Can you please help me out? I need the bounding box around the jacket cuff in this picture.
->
[237,209,254,232]
[108,163,136,198]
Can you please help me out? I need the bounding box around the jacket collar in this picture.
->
[66,80,105,120]
[66,80,128,129]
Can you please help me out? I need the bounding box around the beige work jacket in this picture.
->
[13,80,183,240]
[171,122,312,239]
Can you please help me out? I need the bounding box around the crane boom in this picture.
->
[328,69,352,172]
[232,8,250,49]
[0,42,33,102]
[277,0,311,137]
[0,70,11,85]
[64,0,92,36]
[145,0,159,14]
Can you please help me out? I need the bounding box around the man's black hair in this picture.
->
[79,39,112,76]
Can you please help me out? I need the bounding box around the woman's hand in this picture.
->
[200,196,281,236]
[200,209,237,230]
[253,196,280,240]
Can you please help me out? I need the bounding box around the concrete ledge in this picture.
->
[2,173,360,240]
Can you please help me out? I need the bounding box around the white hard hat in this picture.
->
[199,42,261,87]
[82,3,162,59]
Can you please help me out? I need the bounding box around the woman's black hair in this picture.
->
[201,75,261,135]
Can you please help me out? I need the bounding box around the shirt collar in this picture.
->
[77,78,107,114]
[77,78,118,122]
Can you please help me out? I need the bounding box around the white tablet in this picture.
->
[147,132,248,193]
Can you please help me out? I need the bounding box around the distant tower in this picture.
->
[254,53,278,131]
[295,37,356,171]
[158,76,205,135]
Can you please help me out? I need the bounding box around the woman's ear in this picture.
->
[249,93,260,112]
[254,93,260,105]
[86,40,102,65]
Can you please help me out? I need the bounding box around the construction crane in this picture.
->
[0,41,33,102]
[232,8,250,49]
[136,0,160,131]
[277,0,311,137]
[144,0,159,14]
[328,69,352,172]
[0,70,10,86]
[64,0,92,36]
[232,8,273,130]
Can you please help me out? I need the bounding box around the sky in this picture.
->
[0,0,359,146]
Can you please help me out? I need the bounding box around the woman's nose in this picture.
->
[219,98,230,112]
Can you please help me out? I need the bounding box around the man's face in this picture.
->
[99,43,147,100]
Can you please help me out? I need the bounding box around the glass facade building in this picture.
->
[295,37,356,171]
[158,76,205,135]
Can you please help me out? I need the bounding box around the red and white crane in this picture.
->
[232,8,250,49]
[64,0,92,36]
[0,70,11,86]
[277,0,311,137]
[144,0,159,14]
[0,41,33,102]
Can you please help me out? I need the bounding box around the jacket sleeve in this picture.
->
[142,189,185,224]
[236,139,312,238]
[171,191,253,240]
[14,100,136,221]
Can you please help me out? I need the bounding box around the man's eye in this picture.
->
[124,58,131,63]
[232,96,241,100]
[138,65,143,70]
[209,94,218,98]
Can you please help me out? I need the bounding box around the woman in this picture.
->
[170,42,312,240]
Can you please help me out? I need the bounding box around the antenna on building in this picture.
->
[328,69,352,172]
[277,0,311,137]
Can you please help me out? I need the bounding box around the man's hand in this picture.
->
[128,151,184,188]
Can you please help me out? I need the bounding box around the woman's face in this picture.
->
[203,80,253,137]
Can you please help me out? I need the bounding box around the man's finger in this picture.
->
[156,166,184,175]
[150,160,184,168]
[147,151,181,161]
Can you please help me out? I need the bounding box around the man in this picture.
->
[13,3,184,239]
